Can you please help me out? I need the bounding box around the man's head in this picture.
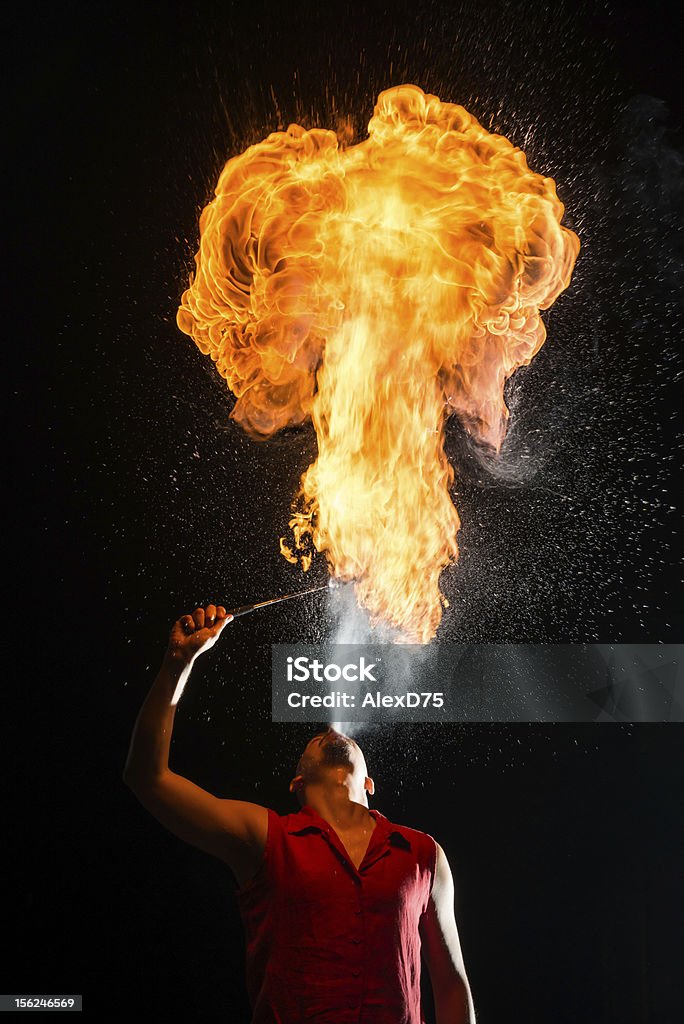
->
[289,727,375,806]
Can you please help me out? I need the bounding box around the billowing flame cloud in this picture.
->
[177,85,580,642]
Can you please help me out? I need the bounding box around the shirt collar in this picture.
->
[286,804,409,848]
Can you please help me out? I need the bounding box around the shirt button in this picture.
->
[352,939,361,945]
[352,970,361,978]
[354,910,362,916]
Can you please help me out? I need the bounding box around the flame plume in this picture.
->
[177,85,580,643]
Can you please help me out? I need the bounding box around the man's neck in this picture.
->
[303,787,374,832]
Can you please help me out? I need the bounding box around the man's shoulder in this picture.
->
[373,809,438,850]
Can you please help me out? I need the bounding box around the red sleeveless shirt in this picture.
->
[234,804,437,1023]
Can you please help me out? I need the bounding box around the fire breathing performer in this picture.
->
[123,603,476,1023]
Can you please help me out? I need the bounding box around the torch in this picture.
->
[225,582,330,619]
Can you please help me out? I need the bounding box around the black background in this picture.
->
[5,1,684,1021]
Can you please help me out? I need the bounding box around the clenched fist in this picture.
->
[166,603,233,666]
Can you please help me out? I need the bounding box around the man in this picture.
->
[123,603,476,1023]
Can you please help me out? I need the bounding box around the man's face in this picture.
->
[290,727,374,802]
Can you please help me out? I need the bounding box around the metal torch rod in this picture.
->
[227,583,329,619]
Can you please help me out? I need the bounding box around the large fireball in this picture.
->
[177,85,580,642]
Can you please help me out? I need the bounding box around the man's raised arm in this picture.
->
[122,603,267,883]
[420,842,476,1024]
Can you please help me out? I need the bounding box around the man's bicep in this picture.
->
[126,769,268,865]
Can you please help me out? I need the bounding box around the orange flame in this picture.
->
[177,85,580,642]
